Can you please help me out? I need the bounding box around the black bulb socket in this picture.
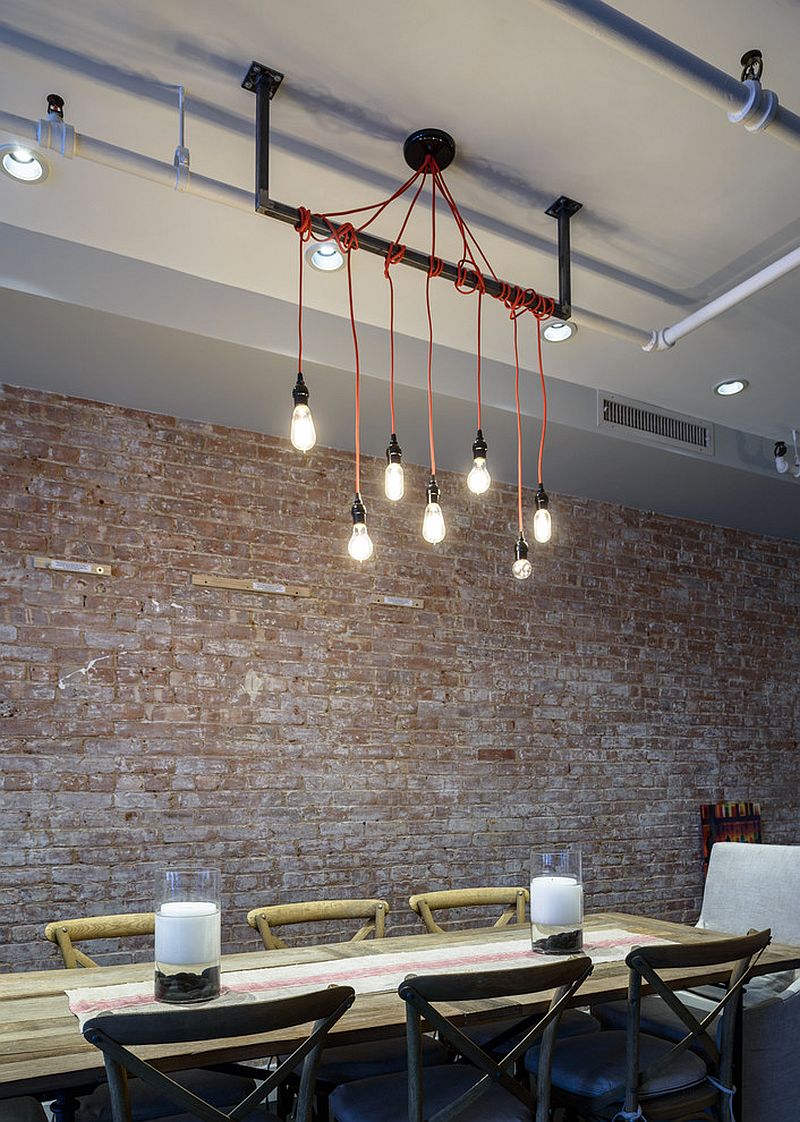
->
[386,433,403,464]
[535,484,549,511]
[351,493,367,525]
[514,533,529,562]
[426,476,440,505]
[292,372,310,407]
[471,428,488,460]
[775,441,788,458]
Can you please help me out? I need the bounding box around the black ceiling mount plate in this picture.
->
[241,61,284,98]
[403,128,456,171]
[545,196,583,219]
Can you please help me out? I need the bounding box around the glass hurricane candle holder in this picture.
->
[530,847,583,954]
[154,866,221,1004]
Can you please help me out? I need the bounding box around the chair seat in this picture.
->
[595,997,696,1043]
[76,1069,255,1122]
[314,1034,449,1084]
[465,1007,601,1055]
[330,1063,533,1122]
[526,1030,708,1100]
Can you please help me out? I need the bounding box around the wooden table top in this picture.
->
[1,912,798,1099]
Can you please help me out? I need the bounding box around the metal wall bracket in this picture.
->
[243,62,580,319]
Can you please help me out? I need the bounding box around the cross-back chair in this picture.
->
[82,986,356,1122]
[330,955,592,1122]
[531,929,771,1121]
[246,896,446,1117]
[408,886,529,934]
[44,914,155,968]
[246,898,389,951]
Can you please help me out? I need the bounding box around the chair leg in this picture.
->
[276,1079,294,1120]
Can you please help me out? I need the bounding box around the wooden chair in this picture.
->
[330,955,593,1122]
[82,986,355,1122]
[245,896,446,1117]
[408,886,529,934]
[246,898,389,951]
[528,929,772,1121]
[44,914,155,968]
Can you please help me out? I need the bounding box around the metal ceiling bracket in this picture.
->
[545,196,583,319]
[244,63,580,320]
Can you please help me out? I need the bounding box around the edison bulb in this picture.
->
[467,457,491,495]
[512,557,532,580]
[290,403,316,452]
[385,461,405,501]
[348,522,374,561]
[422,502,446,544]
[533,507,552,543]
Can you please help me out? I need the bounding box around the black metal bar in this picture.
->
[256,196,570,319]
[255,79,270,203]
[545,196,583,319]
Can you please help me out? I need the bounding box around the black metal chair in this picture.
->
[526,929,771,1121]
[329,955,593,1122]
[82,986,355,1122]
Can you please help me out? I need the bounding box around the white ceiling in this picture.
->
[0,0,799,537]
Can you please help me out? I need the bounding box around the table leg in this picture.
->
[50,1090,79,1122]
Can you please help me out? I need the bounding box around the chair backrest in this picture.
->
[245,898,389,951]
[400,955,592,1122]
[408,887,529,934]
[44,913,155,968]
[700,842,800,944]
[83,985,355,1122]
[611,929,771,1120]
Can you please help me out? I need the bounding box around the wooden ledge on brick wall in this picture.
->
[191,573,311,598]
[32,556,112,576]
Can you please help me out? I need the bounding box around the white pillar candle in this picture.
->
[530,875,583,926]
[155,901,220,966]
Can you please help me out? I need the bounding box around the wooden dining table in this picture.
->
[2,911,799,1121]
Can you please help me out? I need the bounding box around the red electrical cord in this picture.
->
[294,207,313,371]
[476,289,483,431]
[535,314,548,485]
[513,316,524,534]
[425,172,438,476]
[346,250,362,494]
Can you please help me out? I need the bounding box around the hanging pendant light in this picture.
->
[290,208,317,452]
[422,476,446,543]
[466,428,491,494]
[512,533,532,580]
[533,318,552,543]
[348,493,374,561]
[533,484,552,543]
[385,433,405,501]
[290,373,316,452]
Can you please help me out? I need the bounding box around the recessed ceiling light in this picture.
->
[543,320,577,343]
[0,145,48,183]
[713,379,749,396]
[306,241,345,272]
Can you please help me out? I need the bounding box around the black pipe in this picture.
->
[257,197,570,319]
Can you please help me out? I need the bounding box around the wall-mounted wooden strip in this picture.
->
[191,574,311,598]
[33,557,111,576]
[369,594,424,609]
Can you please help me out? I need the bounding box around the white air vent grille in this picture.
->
[598,391,714,456]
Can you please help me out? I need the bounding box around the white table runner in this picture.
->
[67,927,664,1028]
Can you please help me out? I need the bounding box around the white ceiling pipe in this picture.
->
[643,246,800,351]
[0,110,38,143]
[530,0,800,149]
[0,109,253,213]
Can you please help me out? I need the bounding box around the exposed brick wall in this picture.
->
[1,383,798,972]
